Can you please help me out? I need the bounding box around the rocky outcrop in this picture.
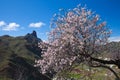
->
[24,30,42,44]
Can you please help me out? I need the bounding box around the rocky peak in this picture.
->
[31,30,37,38]
[24,30,42,43]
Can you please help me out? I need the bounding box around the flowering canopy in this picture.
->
[35,5,111,74]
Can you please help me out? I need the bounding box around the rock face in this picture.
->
[31,30,37,38]
[24,31,42,57]
[24,30,42,44]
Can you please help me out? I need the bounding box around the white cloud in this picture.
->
[109,36,120,42]
[0,21,6,26]
[0,21,20,31]
[29,22,45,28]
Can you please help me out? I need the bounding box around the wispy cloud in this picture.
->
[0,21,6,27]
[0,21,20,31]
[109,36,120,42]
[29,22,45,28]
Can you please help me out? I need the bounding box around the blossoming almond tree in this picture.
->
[35,5,120,79]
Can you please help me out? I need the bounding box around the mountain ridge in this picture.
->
[0,31,50,80]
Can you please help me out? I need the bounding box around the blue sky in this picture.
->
[0,0,120,41]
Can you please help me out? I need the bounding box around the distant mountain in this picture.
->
[0,31,50,80]
[104,41,120,59]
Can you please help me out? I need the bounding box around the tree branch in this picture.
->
[91,57,115,64]
[91,57,120,69]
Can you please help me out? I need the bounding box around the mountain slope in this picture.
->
[0,31,50,80]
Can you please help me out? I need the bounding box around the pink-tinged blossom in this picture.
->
[35,5,110,74]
